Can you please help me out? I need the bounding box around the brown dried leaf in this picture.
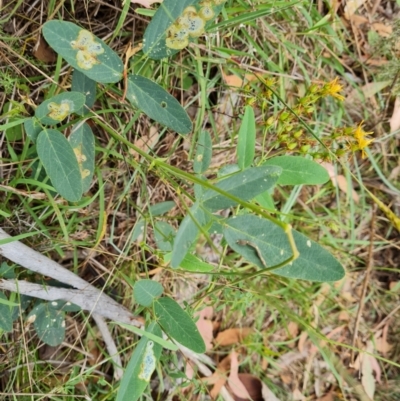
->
[215,328,254,346]
[389,97,400,133]
[196,306,214,351]
[33,35,56,63]
[228,351,251,400]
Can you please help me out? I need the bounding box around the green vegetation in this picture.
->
[0,0,399,400]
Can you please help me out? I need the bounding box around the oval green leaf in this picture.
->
[237,105,255,170]
[154,297,205,353]
[127,75,192,134]
[35,92,86,125]
[263,156,330,185]
[171,202,206,268]
[69,122,95,193]
[42,20,123,83]
[24,117,42,143]
[29,303,65,346]
[37,129,83,202]
[134,280,164,307]
[223,215,345,282]
[0,292,13,332]
[154,221,175,252]
[71,69,97,115]
[116,322,162,401]
[194,130,212,174]
[201,165,282,211]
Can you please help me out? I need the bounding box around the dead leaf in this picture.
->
[228,351,251,400]
[317,390,335,401]
[321,162,360,203]
[371,23,392,37]
[129,127,159,161]
[389,97,400,133]
[344,0,367,19]
[33,34,56,63]
[215,328,253,346]
[361,342,377,399]
[261,381,282,401]
[292,388,306,400]
[236,374,263,401]
[346,81,392,104]
[196,306,214,351]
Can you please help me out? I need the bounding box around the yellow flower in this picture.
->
[353,121,373,158]
[323,77,345,101]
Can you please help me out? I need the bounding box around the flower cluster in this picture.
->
[263,78,374,160]
[166,0,225,50]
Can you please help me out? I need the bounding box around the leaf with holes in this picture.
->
[37,128,83,202]
[0,292,13,332]
[43,20,123,83]
[127,75,192,134]
[28,302,66,346]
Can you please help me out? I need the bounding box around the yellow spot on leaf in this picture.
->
[71,29,104,70]
[47,100,71,121]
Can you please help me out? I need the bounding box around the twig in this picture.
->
[350,205,377,364]
[0,227,142,327]
[92,314,124,380]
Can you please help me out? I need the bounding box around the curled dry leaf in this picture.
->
[33,34,57,63]
[228,351,251,400]
[215,327,254,346]
[196,306,214,351]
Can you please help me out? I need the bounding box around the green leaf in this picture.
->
[35,92,86,125]
[28,302,65,346]
[149,201,176,216]
[42,20,123,83]
[126,75,192,134]
[0,292,13,332]
[0,262,15,279]
[118,322,178,351]
[24,118,42,143]
[154,297,205,353]
[194,130,212,174]
[69,122,95,193]
[170,202,206,268]
[201,165,282,211]
[223,215,345,282]
[116,322,162,401]
[71,69,97,115]
[237,105,255,169]
[134,280,164,307]
[154,221,175,252]
[143,0,226,60]
[37,129,83,202]
[164,252,214,272]
[263,156,330,185]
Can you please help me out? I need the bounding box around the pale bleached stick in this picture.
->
[0,228,140,326]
